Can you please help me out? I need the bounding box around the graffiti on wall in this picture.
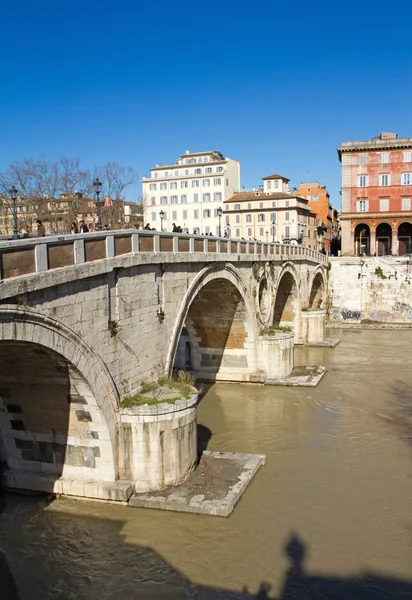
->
[332,309,361,321]
[331,302,412,322]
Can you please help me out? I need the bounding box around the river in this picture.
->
[1,329,412,599]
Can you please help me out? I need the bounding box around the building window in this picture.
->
[193,193,199,203]
[164,171,169,177]
[170,195,178,204]
[247,203,252,209]
[236,228,240,237]
[248,228,252,237]
[258,213,265,222]
[285,212,290,221]
[285,225,290,238]
[380,199,389,211]
[151,197,156,205]
[181,181,188,188]
[193,209,199,219]
[192,180,199,187]
[381,153,389,164]
[182,210,188,220]
[401,173,411,185]
[149,183,156,191]
[203,157,209,163]
[160,196,168,205]
[274,180,279,188]
[359,154,367,165]
[379,174,390,186]
[259,202,263,209]
[357,175,368,187]
[181,194,187,203]
[271,212,276,222]
[203,179,210,187]
[356,199,369,212]
[285,200,289,207]
[272,201,277,208]
[402,198,411,210]
[172,211,177,220]
[403,151,411,163]
[226,178,229,186]
[217,166,224,172]
[195,168,202,175]
[203,209,211,218]
[259,227,264,236]
[160,182,167,190]
[312,195,319,202]
[174,170,179,176]
[214,192,222,201]
[185,169,190,175]
[154,172,158,178]
[170,182,177,189]
[205,226,210,234]
[246,214,252,223]
[235,214,240,224]
[267,181,272,189]
[206,167,212,173]
[151,212,156,221]
[234,203,240,210]
[203,193,211,202]
[213,178,222,186]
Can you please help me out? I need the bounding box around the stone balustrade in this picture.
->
[0,229,328,280]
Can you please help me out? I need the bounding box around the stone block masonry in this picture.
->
[328,257,412,323]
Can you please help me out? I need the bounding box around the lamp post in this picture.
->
[159,210,165,231]
[271,221,275,243]
[266,231,269,242]
[9,186,18,240]
[93,178,103,231]
[217,206,223,237]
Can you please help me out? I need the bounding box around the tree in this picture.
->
[0,157,138,235]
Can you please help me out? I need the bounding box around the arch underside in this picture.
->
[273,271,300,338]
[174,277,256,381]
[0,306,122,499]
[309,272,325,309]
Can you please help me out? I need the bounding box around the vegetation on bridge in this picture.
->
[121,371,196,407]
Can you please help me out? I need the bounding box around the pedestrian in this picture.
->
[103,224,109,231]
[70,221,78,234]
[79,220,89,233]
[172,223,179,233]
[36,219,46,237]
[144,223,151,230]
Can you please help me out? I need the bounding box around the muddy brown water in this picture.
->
[1,329,412,599]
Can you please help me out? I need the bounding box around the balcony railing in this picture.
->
[0,229,328,281]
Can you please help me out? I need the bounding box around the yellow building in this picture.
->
[224,174,318,247]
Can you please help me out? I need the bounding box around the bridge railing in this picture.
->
[0,230,328,280]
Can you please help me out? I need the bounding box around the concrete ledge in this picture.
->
[266,365,326,387]
[305,337,340,348]
[129,450,266,517]
[326,321,412,330]
[1,470,134,502]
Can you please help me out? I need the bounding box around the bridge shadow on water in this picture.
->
[1,494,412,600]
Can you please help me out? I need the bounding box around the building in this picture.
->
[224,174,318,247]
[141,150,240,234]
[338,132,412,256]
[295,182,334,252]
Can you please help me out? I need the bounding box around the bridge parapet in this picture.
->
[0,230,327,280]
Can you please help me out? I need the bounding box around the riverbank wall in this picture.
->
[327,257,412,324]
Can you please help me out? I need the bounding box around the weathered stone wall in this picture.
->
[328,257,412,322]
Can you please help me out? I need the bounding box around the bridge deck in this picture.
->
[0,230,327,281]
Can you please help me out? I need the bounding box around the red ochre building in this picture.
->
[338,132,412,256]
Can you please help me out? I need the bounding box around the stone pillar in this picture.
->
[391,229,398,255]
[300,309,326,344]
[370,230,376,256]
[119,393,198,493]
[257,332,294,382]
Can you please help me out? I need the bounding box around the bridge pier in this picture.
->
[257,332,294,381]
[300,309,326,344]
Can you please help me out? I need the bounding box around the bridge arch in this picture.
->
[272,263,301,337]
[167,264,257,381]
[308,267,326,309]
[0,305,120,484]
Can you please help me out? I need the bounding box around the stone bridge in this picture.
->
[0,230,327,503]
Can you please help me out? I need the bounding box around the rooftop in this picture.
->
[337,132,412,160]
[262,174,290,181]
[226,191,308,203]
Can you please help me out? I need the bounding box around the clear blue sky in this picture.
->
[1,0,412,208]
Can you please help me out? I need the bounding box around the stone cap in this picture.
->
[119,390,198,416]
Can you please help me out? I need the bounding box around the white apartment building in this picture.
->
[224,174,318,247]
[141,150,240,234]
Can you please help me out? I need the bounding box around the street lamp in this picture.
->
[266,231,269,242]
[271,221,275,243]
[9,186,18,240]
[159,210,165,231]
[93,178,103,231]
[217,206,223,237]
